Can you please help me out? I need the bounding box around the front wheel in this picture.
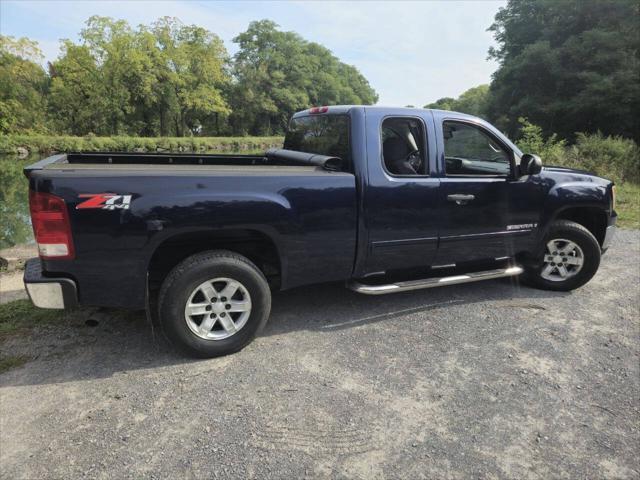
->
[158,250,271,358]
[525,220,601,291]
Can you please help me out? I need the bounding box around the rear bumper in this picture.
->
[23,258,78,309]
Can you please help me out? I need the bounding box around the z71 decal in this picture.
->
[76,193,132,210]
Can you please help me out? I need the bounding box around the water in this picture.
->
[1,153,44,248]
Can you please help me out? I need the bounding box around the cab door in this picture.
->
[360,109,440,274]
[434,118,520,264]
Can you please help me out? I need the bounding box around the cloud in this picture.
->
[2,0,505,107]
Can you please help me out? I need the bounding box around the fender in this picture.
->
[535,180,610,252]
[141,191,295,286]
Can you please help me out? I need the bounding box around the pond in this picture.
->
[0,150,266,249]
[0,153,45,248]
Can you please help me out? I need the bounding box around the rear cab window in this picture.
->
[381,117,427,176]
[284,114,352,171]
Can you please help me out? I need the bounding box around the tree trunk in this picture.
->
[160,105,166,137]
[178,109,186,137]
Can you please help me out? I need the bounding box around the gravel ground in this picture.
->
[1,230,638,479]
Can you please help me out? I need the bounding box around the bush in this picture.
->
[0,135,284,155]
[567,133,639,184]
[515,117,566,165]
[516,118,639,185]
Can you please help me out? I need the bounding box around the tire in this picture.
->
[158,250,271,358]
[525,220,601,291]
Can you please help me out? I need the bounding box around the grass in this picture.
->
[0,299,65,337]
[0,355,30,374]
[616,183,640,229]
[0,299,77,373]
[0,299,139,338]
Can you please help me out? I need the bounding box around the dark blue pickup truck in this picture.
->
[24,106,617,357]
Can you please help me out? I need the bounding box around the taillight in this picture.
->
[309,106,329,114]
[29,191,75,259]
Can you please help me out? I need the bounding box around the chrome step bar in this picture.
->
[348,266,524,295]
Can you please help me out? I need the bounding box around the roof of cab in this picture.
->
[292,105,481,122]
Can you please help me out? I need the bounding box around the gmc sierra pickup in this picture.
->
[24,106,617,357]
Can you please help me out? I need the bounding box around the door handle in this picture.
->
[447,194,475,205]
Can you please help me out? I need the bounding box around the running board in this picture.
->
[348,266,524,295]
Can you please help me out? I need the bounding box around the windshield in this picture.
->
[284,115,351,170]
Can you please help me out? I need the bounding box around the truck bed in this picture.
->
[25,151,357,309]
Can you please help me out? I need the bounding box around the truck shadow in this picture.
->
[266,277,559,337]
[0,277,568,387]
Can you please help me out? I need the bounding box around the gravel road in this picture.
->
[1,230,638,479]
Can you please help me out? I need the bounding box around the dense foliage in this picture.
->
[230,20,378,135]
[514,117,639,229]
[516,119,639,184]
[425,0,639,143]
[0,37,48,134]
[0,18,377,137]
[424,85,490,117]
[487,0,639,141]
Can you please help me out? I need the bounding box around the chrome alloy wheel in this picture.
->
[184,278,252,340]
[541,238,584,282]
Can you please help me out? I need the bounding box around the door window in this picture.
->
[443,121,511,176]
[381,117,427,176]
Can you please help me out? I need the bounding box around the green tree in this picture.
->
[49,17,157,135]
[150,17,231,136]
[424,97,455,111]
[0,36,49,134]
[48,16,230,136]
[424,84,490,117]
[48,41,107,135]
[3,18,380,137]
[230,20,377,135]
[487,0,640,141]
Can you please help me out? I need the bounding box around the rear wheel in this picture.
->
[525,220,601,291]
[158,250,271,357]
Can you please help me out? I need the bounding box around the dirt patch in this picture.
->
[0,244,36,304]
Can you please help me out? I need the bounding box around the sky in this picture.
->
[0,0,506,107]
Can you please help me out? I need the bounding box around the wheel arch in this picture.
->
[146,227,284,292]
[548,205,608,247]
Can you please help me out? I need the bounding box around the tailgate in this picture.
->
[23,154,67,178]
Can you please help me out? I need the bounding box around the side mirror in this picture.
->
[519,153,542,176]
